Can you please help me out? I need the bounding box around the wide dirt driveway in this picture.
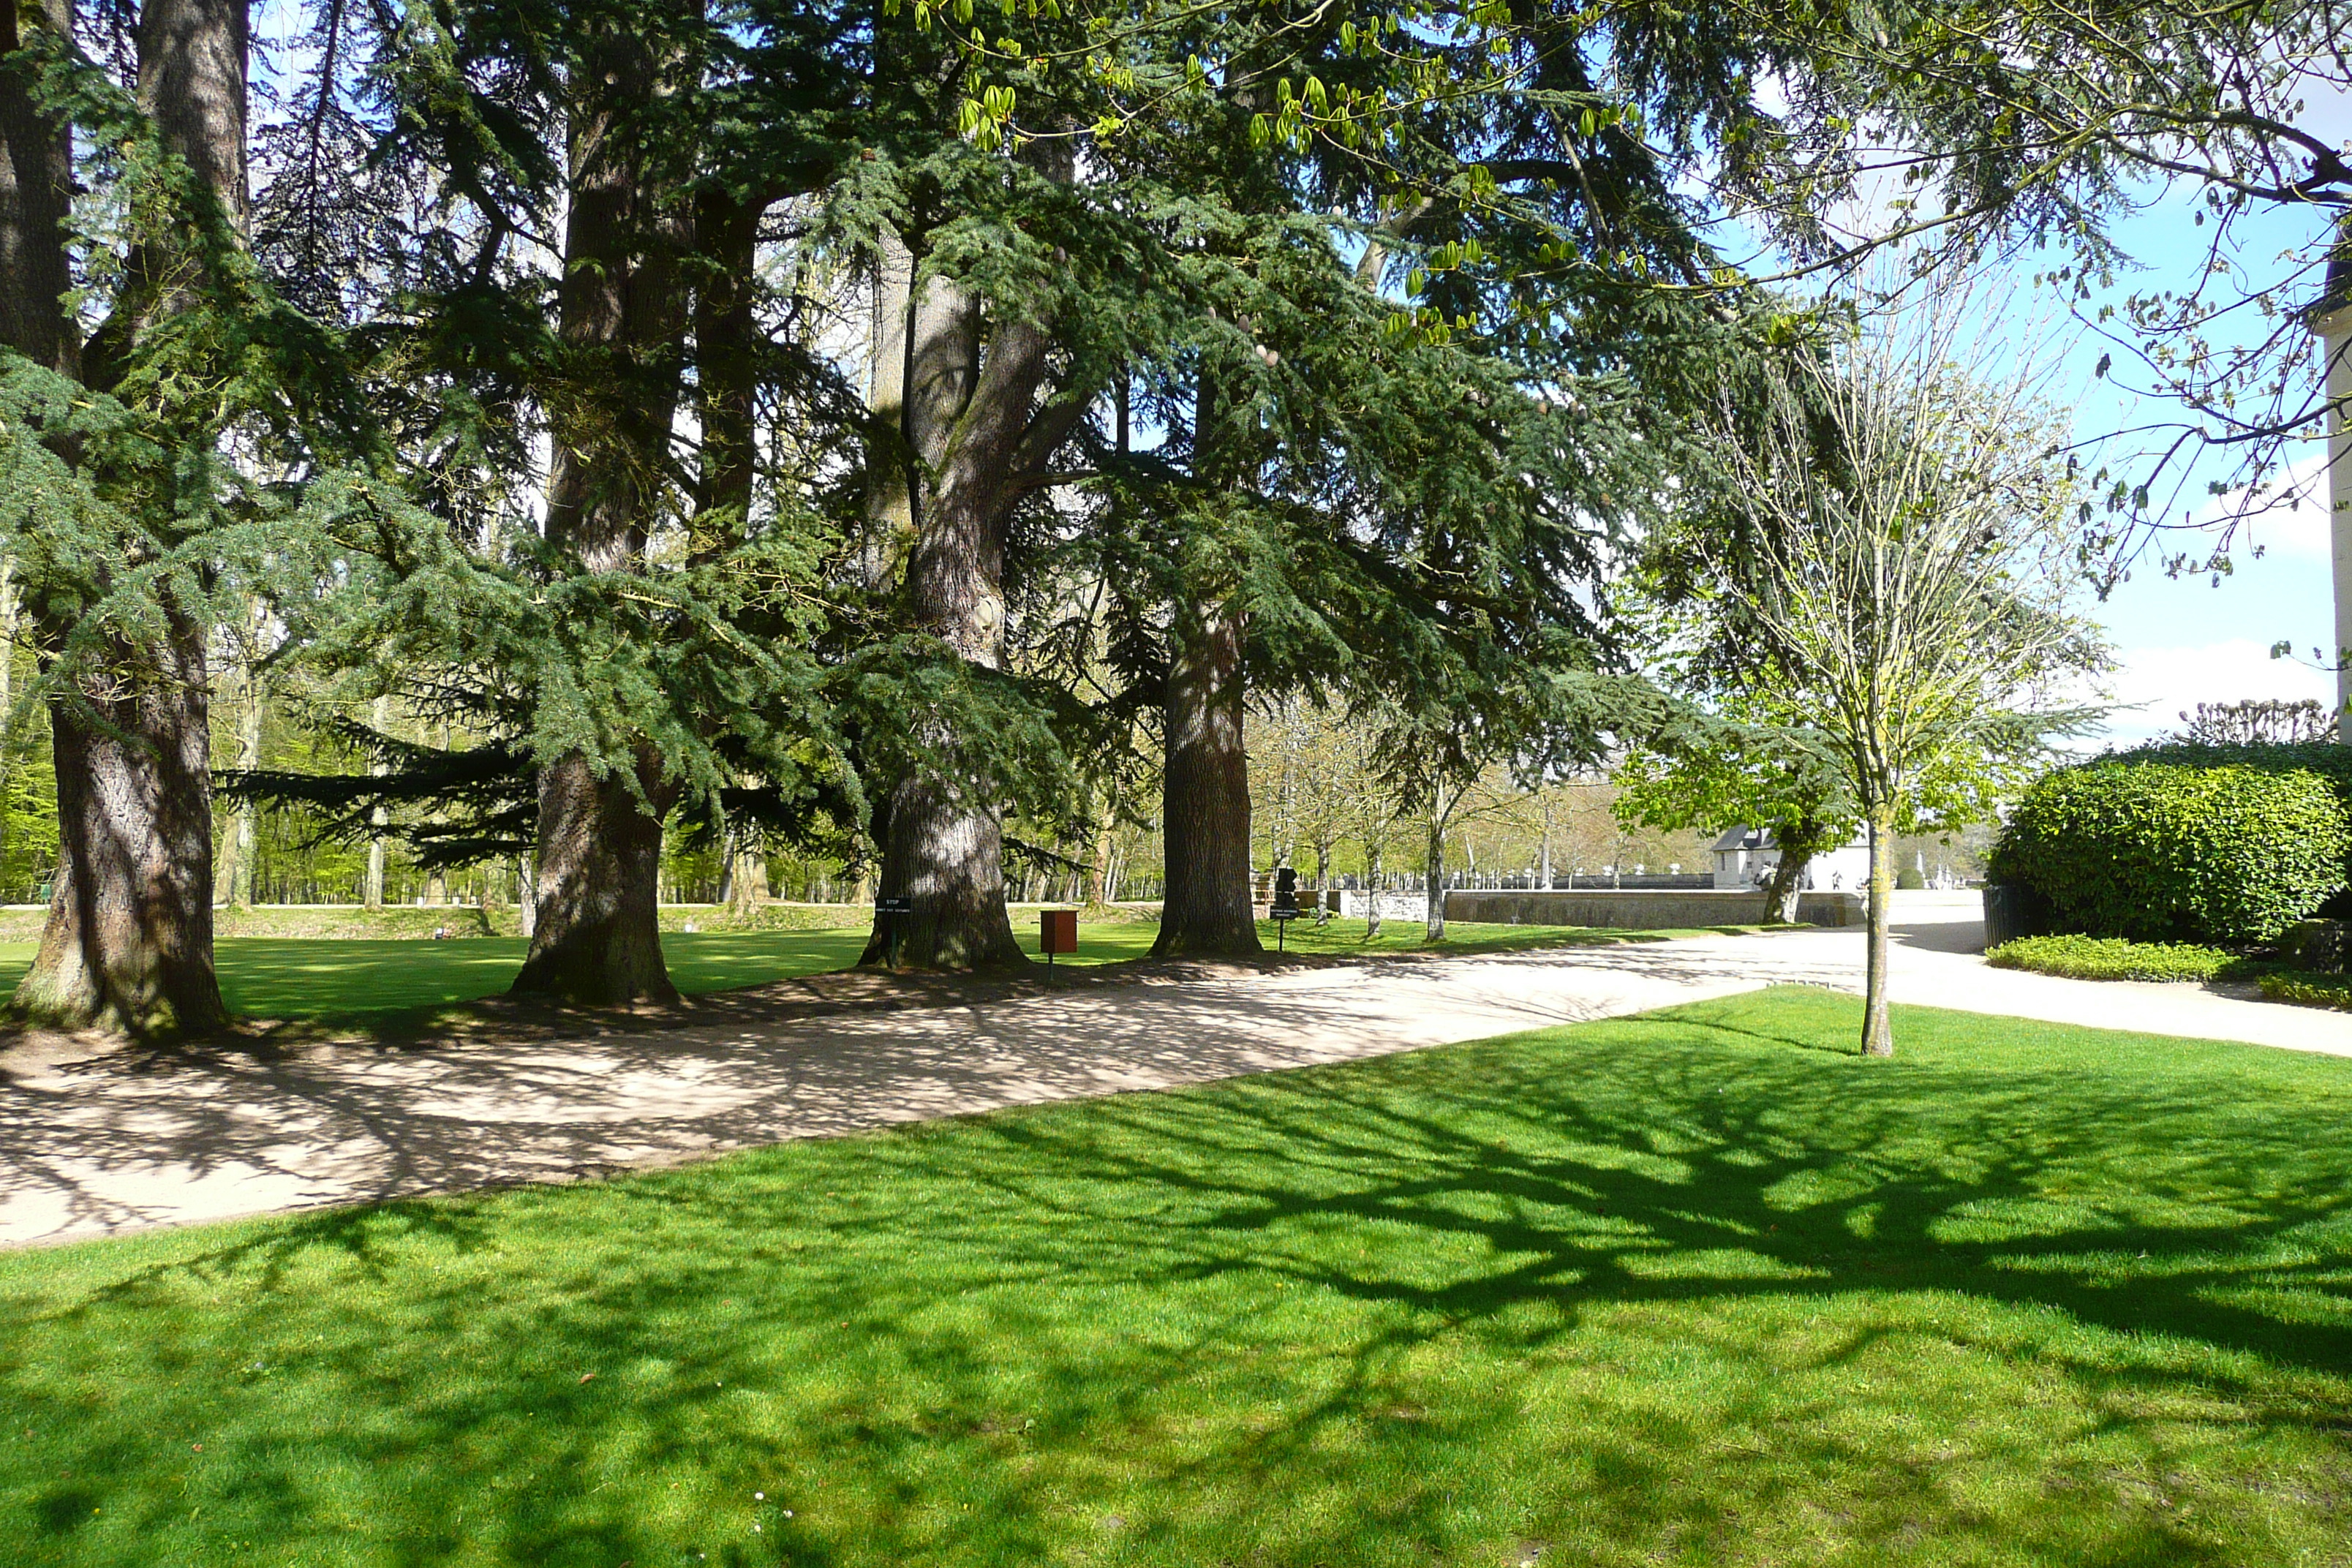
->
[4,899,2346,1248]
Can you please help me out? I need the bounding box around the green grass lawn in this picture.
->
[4,987,2350,1565]
[0,918,1720,1025]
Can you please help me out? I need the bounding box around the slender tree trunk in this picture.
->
[0,557,14,743]
[1362,840,1384,939]
[861,224,916,587]
[1085,777,1117,906]
[1538,796,1553,888]
[9,0,237,1039]
[1,0,76,380]
[362,696,388,908]
[1150,600,1260,957]
[693,199,768,932]
[516,851,536,938]
[693,186,759,556]
[1861,799,1895,1057]
[1089,823,1115,907]
[221,650,263,908]
[1424,796,1449,942]
[512,21,685,1004]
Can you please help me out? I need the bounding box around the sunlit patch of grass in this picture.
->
[4,987,2350,1564]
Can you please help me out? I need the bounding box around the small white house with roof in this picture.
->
[1710,826,1872,892]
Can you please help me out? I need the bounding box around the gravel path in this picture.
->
[4,895,2345,1249]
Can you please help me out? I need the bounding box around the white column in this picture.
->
[2321,314,2352,742]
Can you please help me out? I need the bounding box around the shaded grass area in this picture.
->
[0,919,1730,1025]
[5,987,2351,1565]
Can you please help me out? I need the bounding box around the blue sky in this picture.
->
[1714,177,2345,749]
[2052,187,2338,747]
[1687,70,2352,749]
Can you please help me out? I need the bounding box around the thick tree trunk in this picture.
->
[513,23,686,1003]
[1150,600,1260,957]
[1763,814,1829,925]
[859,279,1058,970]
[512,750,676,1003]
[1861,800,1894,1058]
[728,846,766,911]
[14,626,227,1036]
[7,0,238,1039]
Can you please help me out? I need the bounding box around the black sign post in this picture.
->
[1270,867,1301,952]
[874,895,913,969]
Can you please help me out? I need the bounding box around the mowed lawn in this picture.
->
[4,987,2351,1565]
[0,918,1716,1025]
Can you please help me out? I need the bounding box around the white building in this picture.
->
[1710,826,1872,892]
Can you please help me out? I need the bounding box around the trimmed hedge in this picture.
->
[1984,934,2261,983]
[2111,741,2352,917]
[2261,972,2352,1011]
[1989,760,2348,943]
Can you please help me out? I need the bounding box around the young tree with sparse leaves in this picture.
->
[1679,283,2106,1056]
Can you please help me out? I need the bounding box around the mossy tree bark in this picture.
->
[1762,813,1833,924]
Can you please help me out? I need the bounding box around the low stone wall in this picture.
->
[1326,890,1430,921]
[1444,888,1866,930]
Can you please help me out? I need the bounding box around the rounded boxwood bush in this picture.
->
[2111,739,2352,916]
[1990,761,2349,943]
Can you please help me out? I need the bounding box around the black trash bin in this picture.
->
[1981,883,2053,949]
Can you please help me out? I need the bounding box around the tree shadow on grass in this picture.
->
[10,989,2347,1564]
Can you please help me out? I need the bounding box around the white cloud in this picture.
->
[2091,637,2336,746]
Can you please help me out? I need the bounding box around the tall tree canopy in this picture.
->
[7,0,2264,1037]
